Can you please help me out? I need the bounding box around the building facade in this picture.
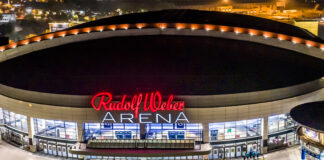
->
[0,10,323,159]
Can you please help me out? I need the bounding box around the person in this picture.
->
[246,152,250,159]
[256,151,260,159]
[252,151,256,159]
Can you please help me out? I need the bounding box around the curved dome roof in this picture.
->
[0,35,323,95]
[71,9,323,42]
[290,101,324,131]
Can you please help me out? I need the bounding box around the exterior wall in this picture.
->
[0,84,323,144]
[0,86,323,127]
[0,78,321,108]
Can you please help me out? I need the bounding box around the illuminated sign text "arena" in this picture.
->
[91,91,185,119]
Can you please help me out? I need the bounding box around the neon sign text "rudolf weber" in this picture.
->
[91,91,185,119]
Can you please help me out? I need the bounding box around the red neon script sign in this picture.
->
[91,91,185,119]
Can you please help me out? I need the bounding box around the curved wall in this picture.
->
[1,28,324,63]
[1,83,324,125]
[0,78,322,108]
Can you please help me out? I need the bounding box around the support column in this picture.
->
[262,116,268,154]
[202,123,209,143]
[77,122,83,142]
[301,147,306,160]
[140,123,146,139]
[27,116,36,152]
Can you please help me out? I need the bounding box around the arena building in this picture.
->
[0,9,324,159]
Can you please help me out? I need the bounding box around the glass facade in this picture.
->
[267,114,299,152]
[2,109,28,132]
[209,119,262,159]
[83,123,140,140]
[146,123,203,141]
[33,118,77,140]
[268,114,297,133]
[304,128,320,142]
[209,118,262,141]
[0,108,29,148]
[0,106,302,159]
[210,140,262,159]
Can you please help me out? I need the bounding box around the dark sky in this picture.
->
[60,0,318,11]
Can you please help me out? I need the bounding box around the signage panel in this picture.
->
[91,91,189,123]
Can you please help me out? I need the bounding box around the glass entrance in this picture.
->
[211,147,225,159]
[35,137,76,158]
[225,147,231,158]
[211,140,261,159]
[57,142,68,158]
[236,146,242,157]
[62,146,67,157]
[57,146,62,156]
[43,143,48,154]
[48,144,53,155]
[224,146,236,158]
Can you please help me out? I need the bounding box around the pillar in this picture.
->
[301,147,306,160]
[202,123,209,143]
[27,116,36,152]
[77,122,83,142]
[262,116,268,154]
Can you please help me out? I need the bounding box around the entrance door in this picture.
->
[62,146,67,157]
[236,146,242,157]
[52,145,57,155]
[43,143,48,154]
[225,147,231,158]
[230,147,235,157]
[218,148,224,159]
[212,148,219,159]
[48,144,53,155]
[57,146,62,156]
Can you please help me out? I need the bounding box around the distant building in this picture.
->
[294,20,318,36]
[27,0,63,2]
[0,13,16,24]
[48,22,71,32]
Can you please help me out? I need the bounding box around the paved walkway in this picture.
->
[0,141,56,160]
[225,146,301,160]
[263,146,301,160]
[0,140,302,160]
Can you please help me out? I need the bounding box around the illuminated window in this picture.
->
[146,123,203,141]
[34,118,77,140]
[83,123,140,141]
[268,114,297,133]
[2,109,28,132]
[209,118,262,141]
[304,128,319,142]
